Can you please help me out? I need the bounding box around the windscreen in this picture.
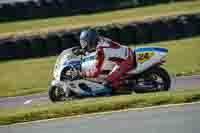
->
[53,47,80,78]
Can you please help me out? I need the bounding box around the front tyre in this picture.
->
[48,81,70,102]
[134,66,171,93]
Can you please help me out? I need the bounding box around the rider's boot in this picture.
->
[101,81,113,96]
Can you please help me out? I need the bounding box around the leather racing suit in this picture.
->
[81,37,135,91]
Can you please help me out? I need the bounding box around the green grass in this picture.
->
[0,57,55,97]
[162,41,200,76]
[0,0,200,38]
[0,88,200,125]
[1,36,200,98]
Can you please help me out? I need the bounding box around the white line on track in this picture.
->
[23,100,32,105]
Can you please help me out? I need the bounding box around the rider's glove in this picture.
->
[70,70,83,80]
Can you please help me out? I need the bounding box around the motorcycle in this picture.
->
[48,46,171,102]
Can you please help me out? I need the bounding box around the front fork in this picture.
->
[50,80,68,96]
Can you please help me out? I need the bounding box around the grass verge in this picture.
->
[1,36,200,98]
[0,0,200,38]
[0,88,200,125]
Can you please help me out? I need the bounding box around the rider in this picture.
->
[78,29,136,93]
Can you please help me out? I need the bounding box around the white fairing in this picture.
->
[129,47,168,74]
[53,46,168,81]
[81,52,115,72]
[53,48,81,80]
[81,47,168,74]
[81,52,96,72]
[103,46,128,60]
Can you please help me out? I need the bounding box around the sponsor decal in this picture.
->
[137,52,155,63]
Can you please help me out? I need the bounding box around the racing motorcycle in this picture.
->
[48,46,171,102]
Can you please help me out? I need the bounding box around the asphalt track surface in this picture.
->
[0,75,200,108]
[1,102,200,133]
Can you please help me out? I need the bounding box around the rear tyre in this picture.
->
[134,66,171,93]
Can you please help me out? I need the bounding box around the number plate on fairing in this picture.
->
[137,52,155,64]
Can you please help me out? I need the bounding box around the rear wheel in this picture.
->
[133,66,171,93]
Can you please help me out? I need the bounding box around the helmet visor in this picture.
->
[80,40,88,49]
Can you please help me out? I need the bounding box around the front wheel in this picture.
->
[134,66,171,93]
[48,81,70,102]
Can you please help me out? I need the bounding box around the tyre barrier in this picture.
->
[0,3,14,21]
[149,19,168,42]
[28,36,47,58]
[45,32,63,56]
[134,22,152,44]
[0,39,16,60]
[0,0,196,22]
[119,24,137,44]
[59,32,80,49]
[13,37,32,58]
[106,25,122,42]
[0,13,200,60]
